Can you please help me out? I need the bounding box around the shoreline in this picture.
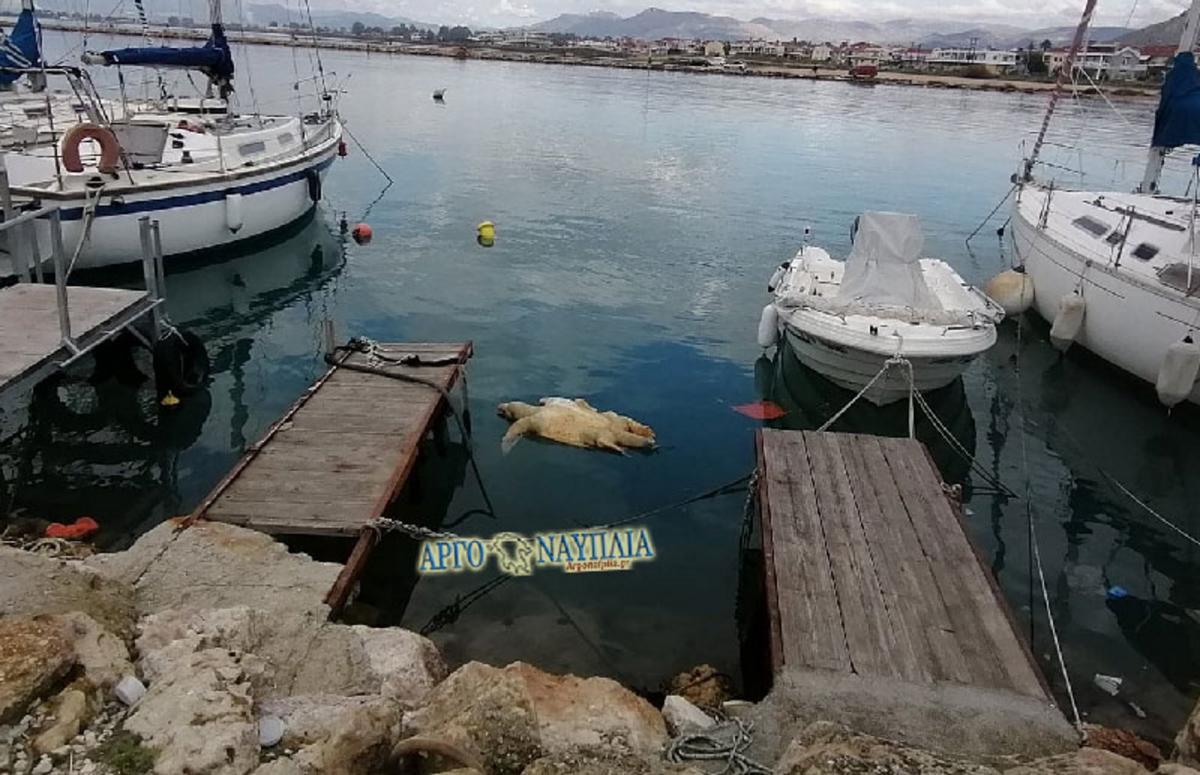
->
[24,17,1161,100]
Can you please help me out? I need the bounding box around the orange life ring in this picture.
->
[61,123,121,174]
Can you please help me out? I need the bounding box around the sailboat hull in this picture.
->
[1011,189,1200,405]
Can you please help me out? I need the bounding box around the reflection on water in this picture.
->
[3,36,1199,741]
[754,344,977,486]
[0,214,346,547]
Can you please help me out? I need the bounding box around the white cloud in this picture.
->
[498,0,540,18]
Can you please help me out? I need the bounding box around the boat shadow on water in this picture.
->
[0,214,348,545]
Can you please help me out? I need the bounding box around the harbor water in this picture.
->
[9,33,1200,743]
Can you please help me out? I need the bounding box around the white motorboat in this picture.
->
[0,0,344,271]
[1007,0,1200,408]
[760,212,1005,405]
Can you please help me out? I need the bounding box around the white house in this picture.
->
[810,43,832,62]
[928,47,1019,74]
[730,39,785,57]
[703,40,725,57]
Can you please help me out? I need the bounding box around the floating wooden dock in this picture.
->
[755,429,1049,699]
[191,341,473,614]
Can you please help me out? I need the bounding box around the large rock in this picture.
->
[661,695,714,737]
[135,606,445,701]
[350,624,448,707]
[1179,696,1200,767]
[32,683,95,754]
[1004,747,1148,774]
[0,616,75,724]
[87,520,340,620]
[774,722,1000,775]
[55,611,134,690]
[406,661,668,775]
[0,546,135,640]
[250,694,403,774]
[124,648,260,775]
[1082,724,1161,770]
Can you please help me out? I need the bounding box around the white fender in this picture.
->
[1156,335,1200,408]
[225,192,244,233]
[1050,292,1085,352]
[984,268,1035,316]
[757,304,779,348]
[767,262,787,292]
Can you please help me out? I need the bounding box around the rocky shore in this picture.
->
[2,518,1198,775]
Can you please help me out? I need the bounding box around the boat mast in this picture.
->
[1022,0,1098,181]
[1138,0,1200,193]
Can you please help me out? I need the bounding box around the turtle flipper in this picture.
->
[502,417,533,454]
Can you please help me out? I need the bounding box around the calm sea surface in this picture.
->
[12,32,1200,742]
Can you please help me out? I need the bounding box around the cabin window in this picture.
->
[1072,216,1109,237]
[278,132,295,146]
[238,141,267,156]
[1105,231,1124,246]
[1132,243,1159,261]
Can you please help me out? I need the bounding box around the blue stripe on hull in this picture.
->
[59,154,336,221]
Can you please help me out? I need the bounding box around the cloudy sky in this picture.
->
[335,0,1190,31]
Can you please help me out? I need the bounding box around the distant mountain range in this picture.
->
[523,7,1138,47]
[1118,11,1186,46]
[34,0,437,32]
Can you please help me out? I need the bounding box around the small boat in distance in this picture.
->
[759,212,1004,405]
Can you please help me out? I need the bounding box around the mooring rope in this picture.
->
[666,717,771,775]
[1014,317,1085,736]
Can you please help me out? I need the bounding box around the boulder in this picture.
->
[135,606,445,701]
[0,547,135,640]
[1160,765,1200,775]
[774,722,1000,775]
[257,694,400,753]
[32,684,95,754]
[124,648,259,775]
[55,612,134,690]
[350,624,448,707]
[87,520,340,620]
[1081,724,1161,770]
[1004,747,1147,774]
[661,695,714,737]
[406,662,668,775]
[1178,696,1200,767]
[666,665,733,710]
[0,616,75,724]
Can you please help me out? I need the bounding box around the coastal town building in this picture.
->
[927,47,1020,74]
[1044,43,1153,81]
[702,40,725,57]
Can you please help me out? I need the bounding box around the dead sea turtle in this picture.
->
[497,397,655,454]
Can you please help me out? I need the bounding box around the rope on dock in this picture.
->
[327,339,496,519]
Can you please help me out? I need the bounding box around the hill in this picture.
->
[1119,11,1186,47]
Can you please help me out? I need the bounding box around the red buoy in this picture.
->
[337,139,348,157]
[351,223,373,245]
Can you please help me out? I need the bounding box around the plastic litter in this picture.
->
[45,516,99,541]
[114,676,146,706]
[1128,701,1147,719]
[1106,586,1129,600]
[258,716,285,747]
[1093,673,1123,696]
[732,401,786,420]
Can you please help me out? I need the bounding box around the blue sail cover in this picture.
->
[1152,52,1200,149]
[95,24,234,82]
[0,9,42,86]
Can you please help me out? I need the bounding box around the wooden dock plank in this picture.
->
[0,283,154,386]
[192,341,473,609]
[756,428,1051,704]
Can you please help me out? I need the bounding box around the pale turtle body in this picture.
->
[497,397,655,454]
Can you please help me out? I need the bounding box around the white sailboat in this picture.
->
[1010,0,1200,407]
[1,0,344,270]
[761,212,1005,405]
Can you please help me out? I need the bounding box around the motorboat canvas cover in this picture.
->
[840,211,942,311]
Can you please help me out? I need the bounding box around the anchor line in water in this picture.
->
[1014,316,1085,736]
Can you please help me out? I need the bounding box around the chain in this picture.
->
[366,517,459,542]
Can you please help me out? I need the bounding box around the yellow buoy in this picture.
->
[160,391,181,407]
[476,221,495,247]
[984,267,1035,316]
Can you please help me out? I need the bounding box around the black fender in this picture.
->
[153,330,210,397]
